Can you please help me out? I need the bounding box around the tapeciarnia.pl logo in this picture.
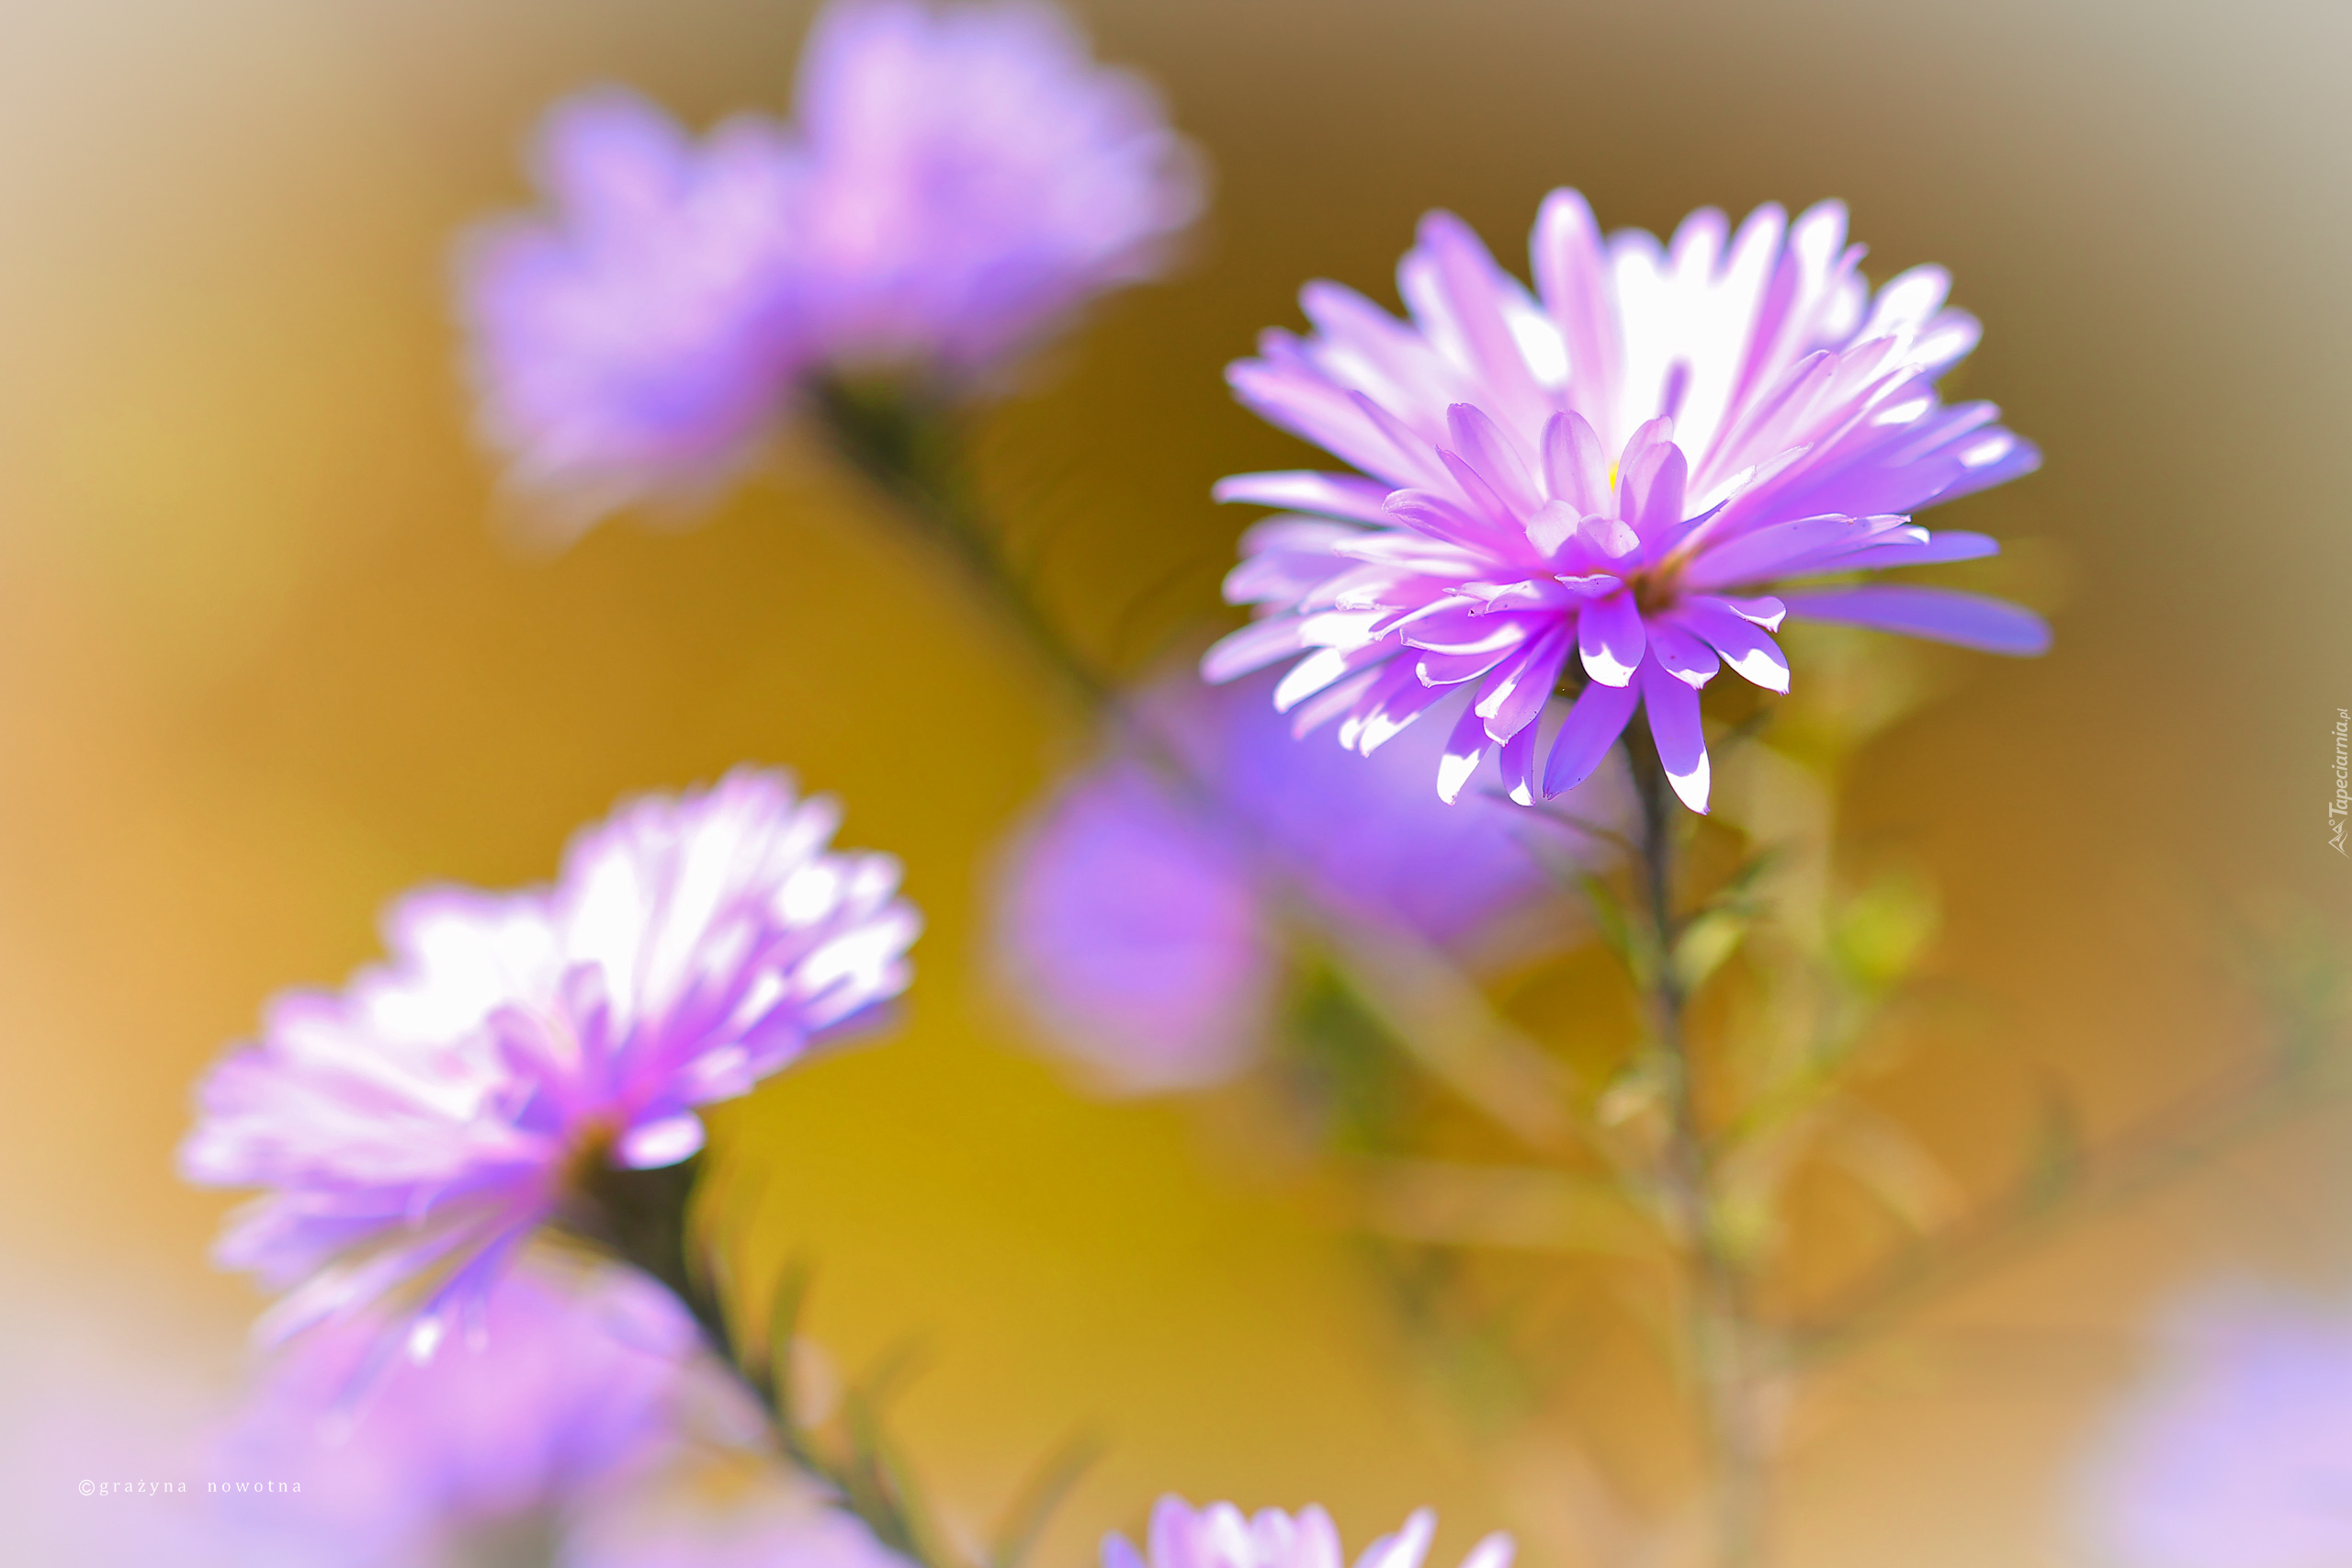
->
[2332,707,2348,856]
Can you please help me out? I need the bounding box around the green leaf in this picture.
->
[1597,1058,1667,1130]
[988,1430,1106,1568]
[1673,908,1748,993]
[1577,874,1637,967]
[2022,1079,2086,1211]
[766,1255,817,1425]
[1831,869,1939,988]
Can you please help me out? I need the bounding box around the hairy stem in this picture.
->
[570,1156,950,1568]
[1623,725,1769,1568]
[566,1156,772,1417]
[806,387,1593,1158]
[810,377,1112,713]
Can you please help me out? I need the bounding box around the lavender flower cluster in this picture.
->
[164,0,2107,1562]
[462,0,1201,538]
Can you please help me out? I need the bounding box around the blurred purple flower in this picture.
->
[793,0,1203,380]
[181,768,920,1358]
[2077,1291,2352,1568]
[458,1,1199,533]
[213,1254,908,1568]
[1204,193,2045,813]
[997,669,1611,1093]
[212,1258,693,1562]
[996,752,1277,1093]
[459,92,810,540]
[1105,1497,1512,1568]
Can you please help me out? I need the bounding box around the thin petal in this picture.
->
[1646,618,1720,688]
[1445,402,1542,517]
[1780,586,2051,655]
[1677,597,1791,693]
[1682,514,1876,589]
[1622,438,1690,537]
[1386,488,1499,552]
[616,1111,706,1168]
[1532,189,1623,442]
[1214,470,1397,525]
[1642,660,1712,813]
[1540,409,1612,514]
[1525,499,1580,558]
[1355,1510,1438,1568]
[1401,601,1530,656]
[1719,593,1785,630]
[1344,660,1454,753]
[1274,642,1385,712]
[1289,667,1384,737]
[1476,627,1570,744]
[1499,712,1543,805]
[1543,676,1640,797]
[1578,591,1646,686]
[1203,616,1308,684]
[1437,701,1491,804]
[1809,529,2001,572]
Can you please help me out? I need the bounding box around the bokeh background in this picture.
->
[1,0,2346,1563]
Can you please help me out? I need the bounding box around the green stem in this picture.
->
[1623,724,1768,1568]
[569,1156,955,1568]
[1792,1038,2351,1366]
[809,377,1113,714]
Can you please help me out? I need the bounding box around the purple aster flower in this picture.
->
[180,768,920,1356]
[1104,1497,1512,1568]
[211,1257,696,1561]
[995,751,1278,1093]
[1204,193,2047,813]
[793,0,1204,380]
[457,3,1200,535]
[213,1253,909,1568]
[2076,1291,2352,1568]
[458,90,809,537]
[996,668,1610,1093]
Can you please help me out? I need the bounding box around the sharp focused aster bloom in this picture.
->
[460,91,809,538]
[1205,193,2048,812]
[457,0,1200,534]
[2076,1291,2352,1568]
[181,768,920,1357]
[996,668,1612,1093]
[1106,1497,1511,1568]
[793,0,1204,378]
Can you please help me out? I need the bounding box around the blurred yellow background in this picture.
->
[0,1,2346,1564]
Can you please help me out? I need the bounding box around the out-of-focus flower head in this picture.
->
[996,750,1275,1094]
[180,768,920,1359]
[211,1256,693,1563]
[2076,1289,2352,1568]
[1105,1497,1512,1568]
[459,92,809,541]
[997,668,1613,1093]
[458,1,1200,536]
[793,0,1203,381]
[212,1253,910,1568]
[1205,192,2046,814]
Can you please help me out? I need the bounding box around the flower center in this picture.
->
[1626,565,1680,618]
[559,1116,620,1198]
